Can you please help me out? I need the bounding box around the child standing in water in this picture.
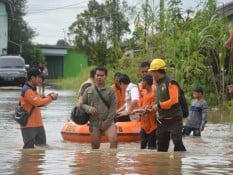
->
[137,74,157,149]
[183,86,208,136]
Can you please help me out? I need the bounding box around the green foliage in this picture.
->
[69,0,131,66]
[8,0,36,55]
[54,67,95,91]
[7,0,44,67]
[21,44,45,67]
[56,0,232,111]
[56,39,69,46]
[119,0,232,108]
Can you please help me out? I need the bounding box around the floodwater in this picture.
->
[0,86,233,175]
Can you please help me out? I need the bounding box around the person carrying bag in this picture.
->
[16,68,58,149]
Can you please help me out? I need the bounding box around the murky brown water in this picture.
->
[0,86,233,175]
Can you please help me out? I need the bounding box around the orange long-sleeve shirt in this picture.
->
[159,83,179,110]
[20,88,52,128]
[139,90,157,134]
[138,82,156,99]
[112,84,125,109]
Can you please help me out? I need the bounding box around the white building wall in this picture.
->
[0,2,8,55]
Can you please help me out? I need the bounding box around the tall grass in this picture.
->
[54,67,94,91]
[53,65,140,91]
[53,66,119,91]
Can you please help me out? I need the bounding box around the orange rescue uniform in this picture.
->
[138,82,156,99]
[20,88,53,128]
[139,90,157,134]
[159,83,179,110]
[112,84,125,109]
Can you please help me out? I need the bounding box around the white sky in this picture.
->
[24,0,232,45]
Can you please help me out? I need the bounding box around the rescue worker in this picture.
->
[138,61,150,99]
[138,61,156,100]
[19,68,58,149]
[138,74,157,149]
[138,61,150,97]
[111,72,125,109]
[149,58,186,152]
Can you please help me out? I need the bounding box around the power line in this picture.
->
[24,0,140,43]
[26,1,88,14]
[26,0,145,15]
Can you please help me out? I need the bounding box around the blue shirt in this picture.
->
[185,99,208,129]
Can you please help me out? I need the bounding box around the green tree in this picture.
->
[56,39,69,46]
[118,0,231,107]
[8,0,44,67]
[8,0,35,54]
[69,0,131,66]
[22,43,45,67]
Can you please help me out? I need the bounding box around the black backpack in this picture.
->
[166,79,189,118]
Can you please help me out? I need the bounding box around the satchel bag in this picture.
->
[94,86,110,109]
[13,105,35,126]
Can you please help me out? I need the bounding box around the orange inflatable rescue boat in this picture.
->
[61,120,141,143]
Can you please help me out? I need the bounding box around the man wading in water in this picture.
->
[149,58,186,152]
[81,67,117,149]
[19,68,58,149]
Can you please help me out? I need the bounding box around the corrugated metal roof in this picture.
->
[40,47,68,56]
[218,1,233,18]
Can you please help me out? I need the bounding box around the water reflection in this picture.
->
[15,149,45,175]
[1,87,233,174]
[68,149,183,175]
[71,151,118,175]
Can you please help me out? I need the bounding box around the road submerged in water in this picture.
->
[0,86,233,175]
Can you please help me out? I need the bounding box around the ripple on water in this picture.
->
[1,88,233,174]
[182,154,233,174]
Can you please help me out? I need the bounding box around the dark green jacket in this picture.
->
[82,85,117,128]
[155,75,182,120]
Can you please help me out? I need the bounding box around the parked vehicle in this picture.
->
[0,56,28,86]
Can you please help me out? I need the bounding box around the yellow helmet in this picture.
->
[148,58,166,71]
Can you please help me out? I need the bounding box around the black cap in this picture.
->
[194,86,203,94]
[27,68,43,80]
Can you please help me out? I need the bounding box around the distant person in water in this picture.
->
[38,63,48,97]
[77,69,95,105]
[183,86,207,136]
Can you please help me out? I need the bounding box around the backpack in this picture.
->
[166,79,189,118]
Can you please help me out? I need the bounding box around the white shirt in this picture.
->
[125,83,139,111]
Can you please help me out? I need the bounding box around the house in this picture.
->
[39,45,88,79]
[0,0,13,55]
